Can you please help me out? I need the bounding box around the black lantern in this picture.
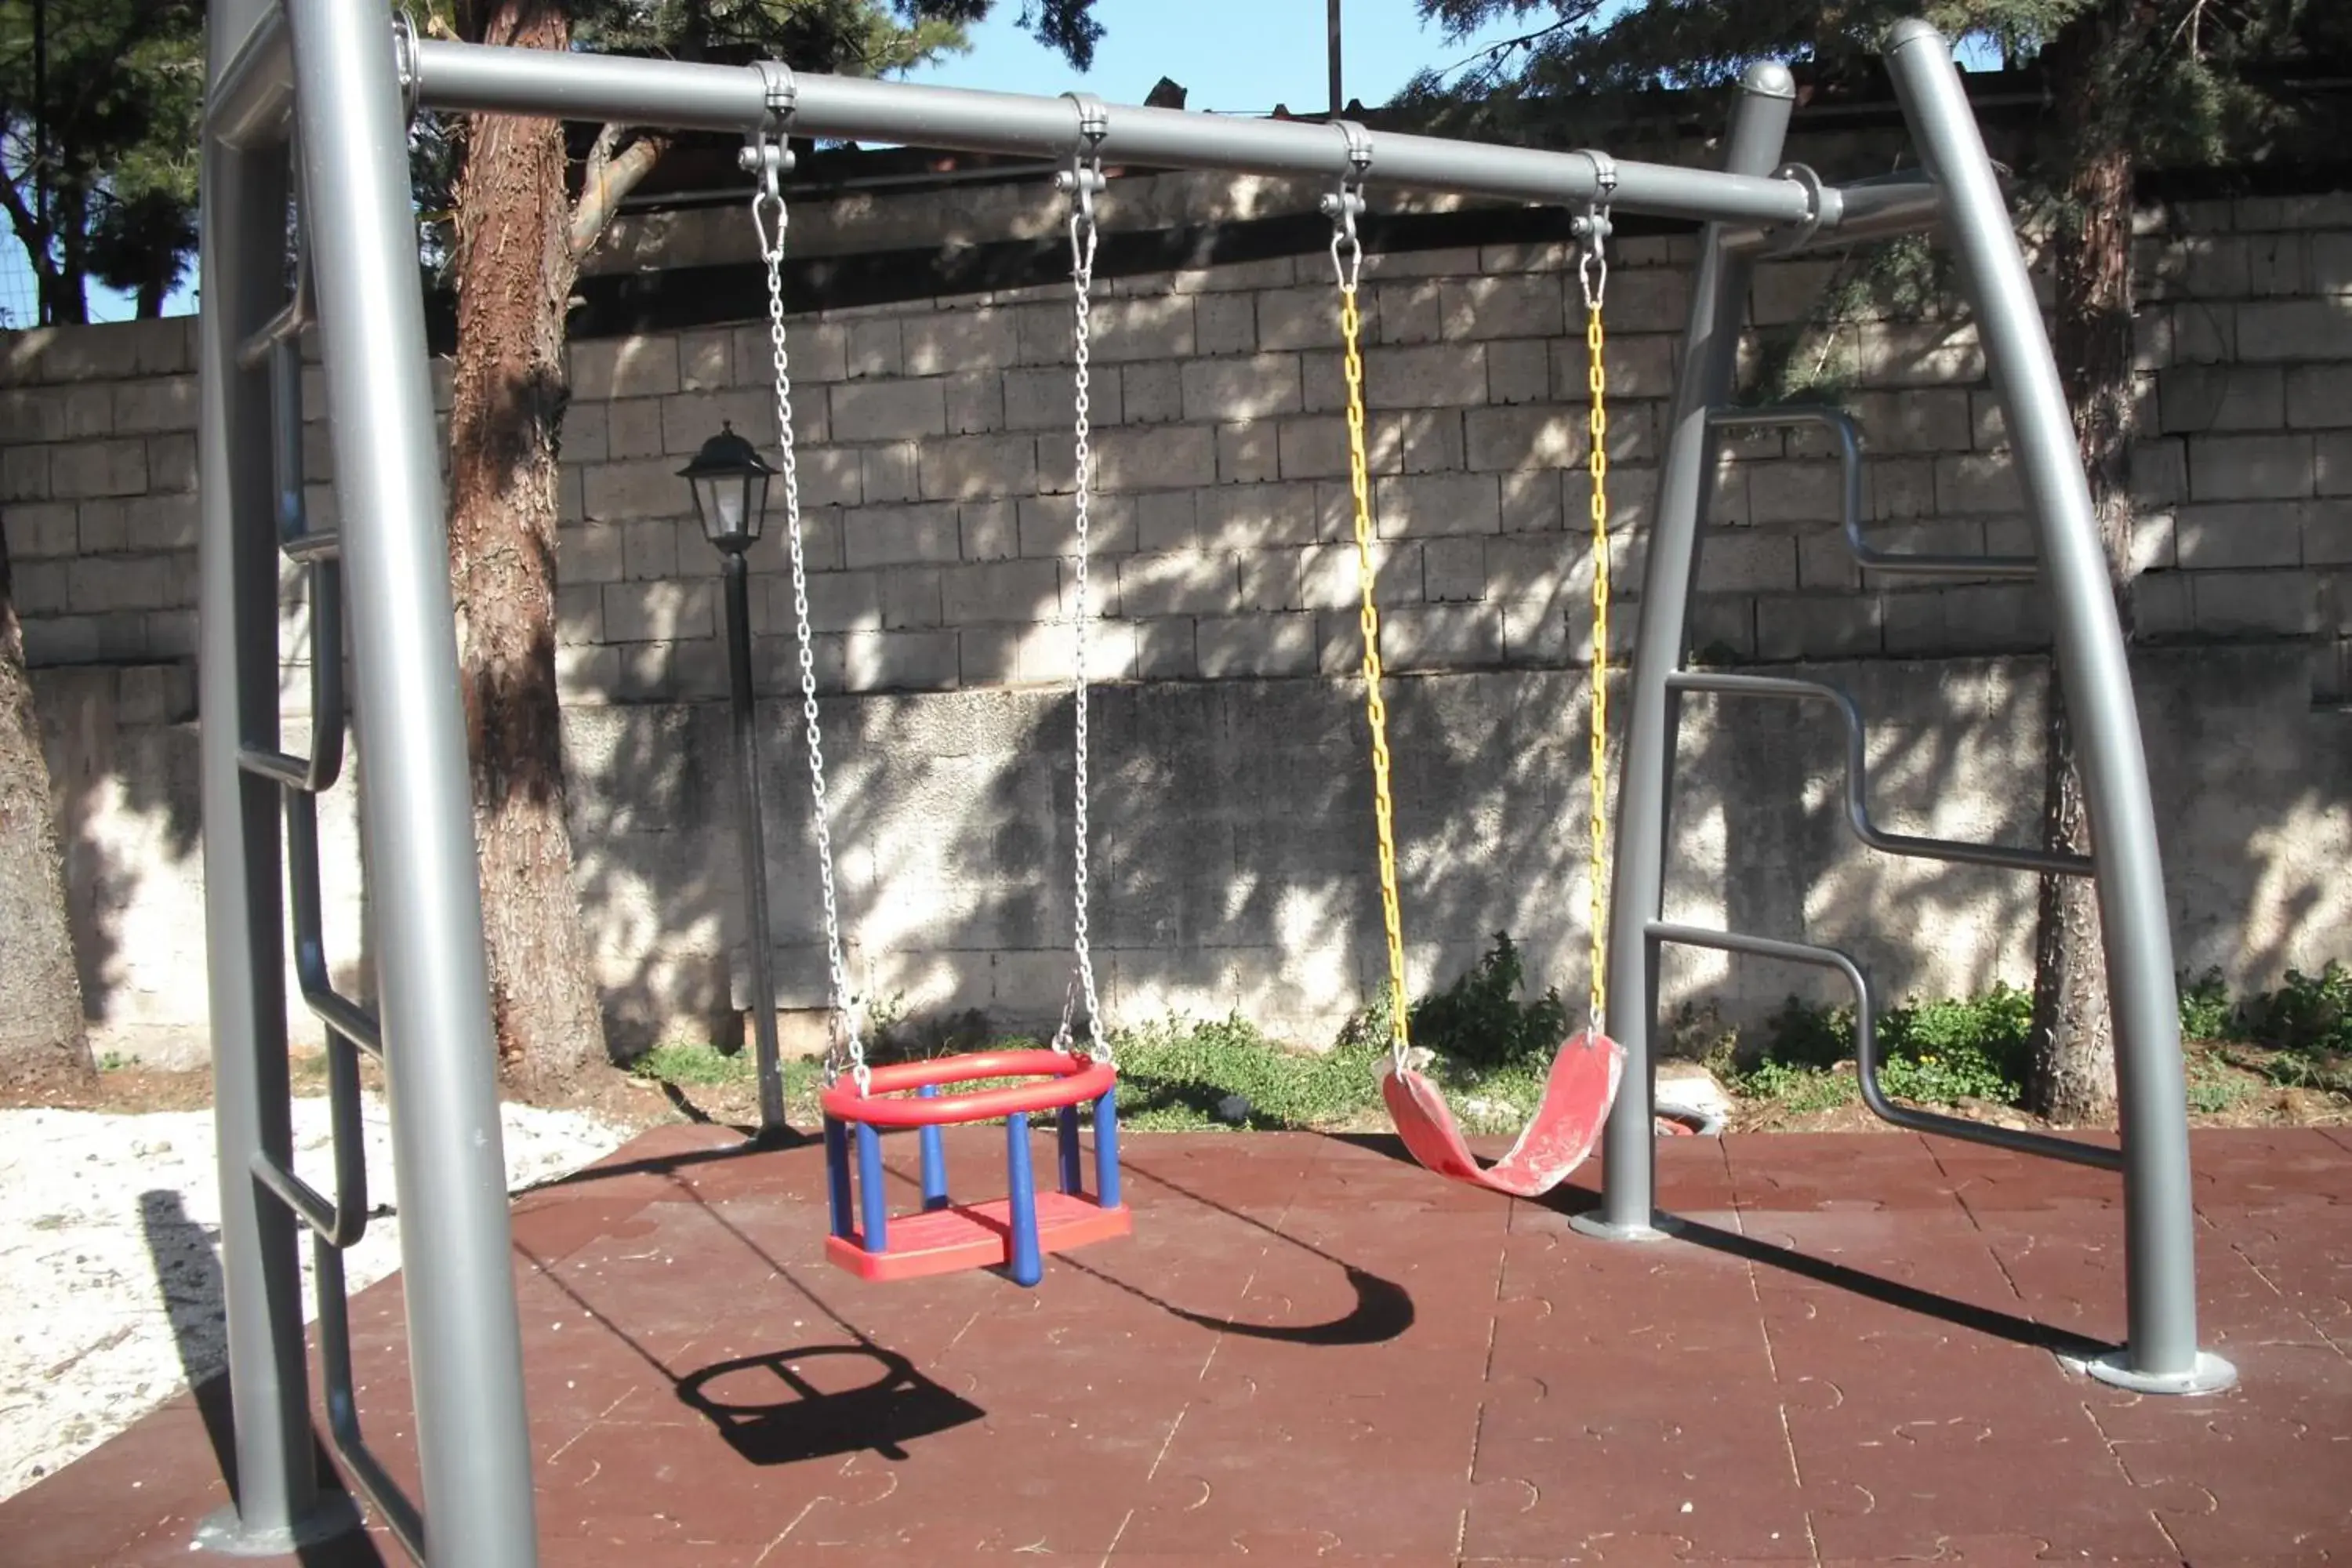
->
[680,422,775,550]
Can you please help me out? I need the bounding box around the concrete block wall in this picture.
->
[6,175,2351,1056]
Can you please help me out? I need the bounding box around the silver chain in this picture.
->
[1054,142,1111,1066]
[753,154,869,1095]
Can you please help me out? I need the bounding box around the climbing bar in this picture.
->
[1646,921,2124,1172]
[404,34,1918,237]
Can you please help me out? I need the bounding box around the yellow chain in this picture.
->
[1341,284,1411,1059]
[1584,293,1610,1036]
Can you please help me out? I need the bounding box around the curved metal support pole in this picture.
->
[1887,20,2228,1395]
[1667,670,2091,877]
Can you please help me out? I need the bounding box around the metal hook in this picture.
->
[739,61,798,256]
[1321,119,1373,287]
[1055,91,1110,232]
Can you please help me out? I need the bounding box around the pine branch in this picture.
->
[568,129,667,263]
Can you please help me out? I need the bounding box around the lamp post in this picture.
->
[681,423,787,1142]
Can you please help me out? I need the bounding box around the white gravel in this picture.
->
[0,1094,630,1502]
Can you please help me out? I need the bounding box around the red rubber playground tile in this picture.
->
[2,1126,2348,1566]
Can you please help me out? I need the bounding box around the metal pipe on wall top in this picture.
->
[1884,21,2231,1396]
[284,0,546,1558]
[403,36,1817,227]
[1572,60,1796,1245]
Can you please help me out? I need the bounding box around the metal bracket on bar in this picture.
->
[1056,91,1110,227]
[391,10,421,125]
[1649,920,2122,1170]
[1668,669,2093,877]
[1318,119,1373,246]
[738,60,797,192]
[1758,162,1829,255]
[1570,147,1617,241]
[1706,405,2037,580]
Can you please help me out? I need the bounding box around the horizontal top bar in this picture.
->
[405,38,1826,229]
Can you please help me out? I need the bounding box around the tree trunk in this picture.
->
[0,528,93,1091]
[448,0,605,1095]
[2025,3,2146,1125]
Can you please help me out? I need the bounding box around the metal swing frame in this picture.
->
[194,2,2230,1559]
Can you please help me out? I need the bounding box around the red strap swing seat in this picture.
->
[1328,137,1626,1196]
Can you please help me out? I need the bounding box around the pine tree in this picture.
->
[1396,0,2346,1122]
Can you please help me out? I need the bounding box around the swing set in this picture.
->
[194,6,2236,1559]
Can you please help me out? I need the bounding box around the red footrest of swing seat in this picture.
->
[825,1192,1133,1283]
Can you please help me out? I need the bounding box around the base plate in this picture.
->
[193,1493,366,1557]
[2066,1347,2240,1396]
[1567,1210,1682,1243]
[826,1192,1132,1282]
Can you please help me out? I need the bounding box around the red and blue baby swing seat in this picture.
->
[820,1049,1131,1287]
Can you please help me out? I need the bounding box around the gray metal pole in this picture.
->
[284,1,546,1556]
[1327,0,1343,118]
[1883,21,2232,1396]
[723,547,788,1139]
[1571,61,1795,1244]
[194,0,361,1552]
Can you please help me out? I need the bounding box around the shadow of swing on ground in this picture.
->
[673,1344,985,1465]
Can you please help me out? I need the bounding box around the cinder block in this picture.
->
[917,434,1037,502]
[1373,281,1442,346]
[880,566,945,630]
[946,371,1004,434]
[1582,332,1677,399]
[1195,292,1257,357]
[736,320,847,386]
[1091,426,1215,492]
[960,499,1019,561]
[1853,321,1984,387]
[563,523,624,583]
[582,458,690,522]
[1236,550,1304,612]
[2193,569,2317,637]
[1935,454,2025,516]
[2130,572,2194,638]
[1118,552,1240,617]
[1501,590,1572,663]
[601,580,715,642]
[2249,231,2310,296]
[1365,344,1487,411]
[956,625,1019,686]
[1374,472,1499,539]
[2187,433,2314,502]
[2238,299,2352,361]
[1487,339,1550,406]
[2131,440,2189,508]
[1218,423,1279,486]
[1698,532,1798,593]
[2316,232,2352,294]
[1465,405,1578,473]
[1746,462,1844,525]
[829,379,947,441]
[1196,613,1316,677]
[1303,539,1420,611]
[844,501,961,568]
[903,310,1018,376]
[794,448,862,510]
[1134,616,1196,679]
[2295,500,2352,564]
[1756,595,1884,661]
[1181,355,1302,422]
[2179,234,2250,297]
[49,439,145,499]
[1867,457,1936,521]
[2174,500,2308,568]
[1133,492,1196,553]
[1750,259,1840,327]
[840,630,960,693]
[2286,365,2352,430]
[565,401,611,463]
[1502,468,1565,533]
[1421,536,1485,603]
[622,518,679,581]
[1001,366,1096,431]
[9,559,65,614]
[846,319,904,379]
[1439,275,1563,341]
[0,390,60,443]
[2168,303,2235,365]
[2,500,74,558]
[1027,296,1192,364]
[146,433,197,495]
[554,583,602,646]
[1255,286,1345,351]
[112,375,197,434]
[677,329,733,391]
[2159,365,2286,434]
[942,558,1060,626]
[608,397,664,459]
[1378,604,1502,671]
[861,443,920,504]
[572,335,681,401]
[2317,432,2352,496]
[1121,361,1184,424]
[1279,415,1399,481]
[660,389,777,456]
[1849,389,1973,453]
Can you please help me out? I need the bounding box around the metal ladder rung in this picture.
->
[1706,405,2037,581]
[1668,669,2092,877]
[249,1033,370,1247]
[1647,920,2122,1171]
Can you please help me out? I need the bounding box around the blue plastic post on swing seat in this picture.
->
[917,1084,949,1210]
[1005,1112,1043,1287]
[1094,1087,1122,1210]
[823,1117,853,1240]
[855,1121,889,1254]
[1057,1103,1083,1195]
